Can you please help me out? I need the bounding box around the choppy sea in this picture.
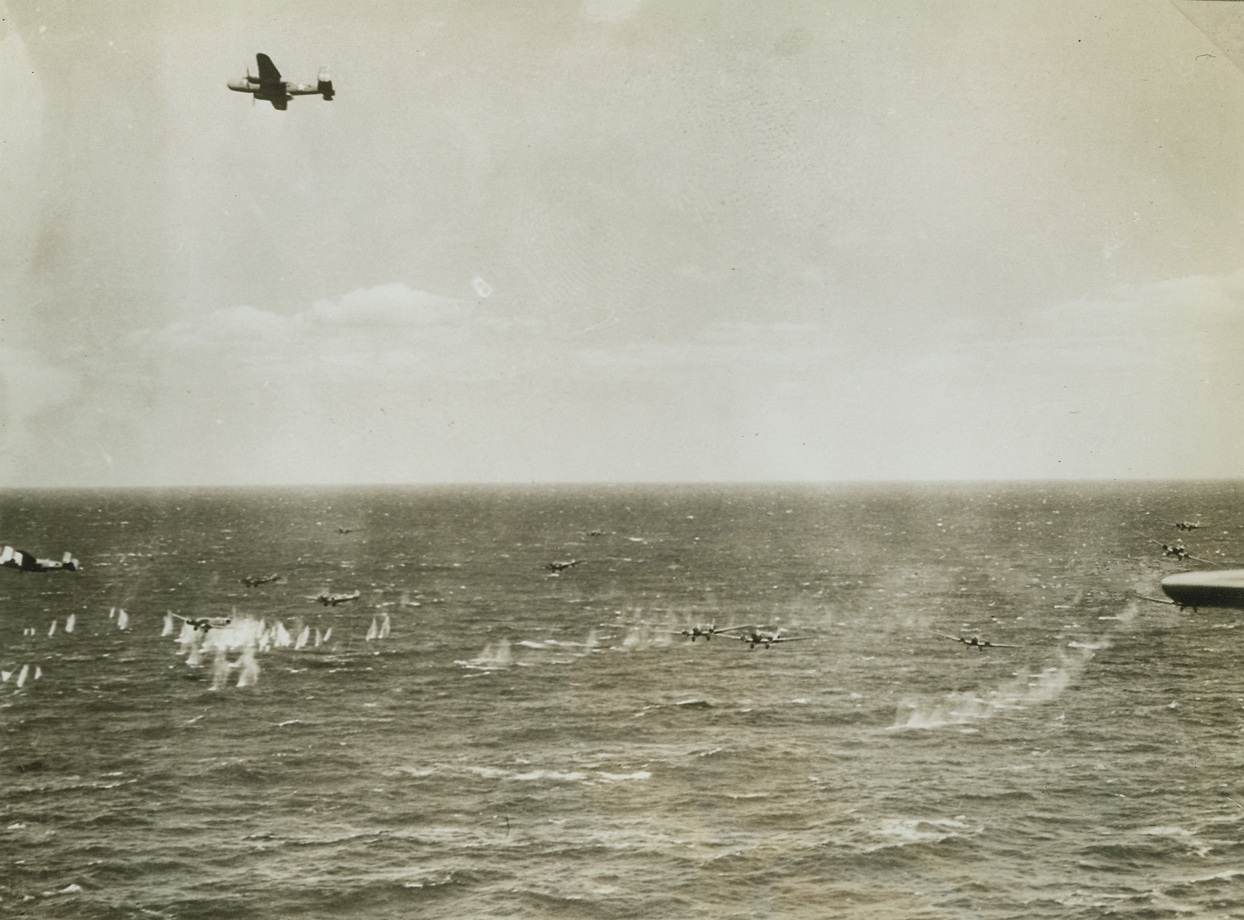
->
[3,482,1244,919]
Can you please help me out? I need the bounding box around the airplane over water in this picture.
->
[172,613,233,634]
[307,589,362,607]
[0,545,79,573]
[546,560,580,573]
[241,573,281,587]
[936,633,1017,651]
[663,623,749,642]
[227,53,334,110]
[727,629,811,650]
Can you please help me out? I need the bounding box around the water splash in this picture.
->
[891,599,1136,731]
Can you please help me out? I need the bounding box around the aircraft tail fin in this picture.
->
[318,68,334,100]
[61,551,79,572]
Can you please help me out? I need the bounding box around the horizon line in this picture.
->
[2,476,1241,493]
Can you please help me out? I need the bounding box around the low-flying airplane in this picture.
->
[307,589,362,607]
[728,629,811,650]
[936,633,1017,651]
[172,613,232,634]
[227,53,334,110]
[336,527,360,535]
[663,623,749,642]
[1174,521,1201,532]
[1159,541,1190,561]
[0,545,79,573]
[241,573,281,587]
[546,560,580,573]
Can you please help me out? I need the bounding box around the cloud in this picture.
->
[10,266,1244,487]
[129,283,496,381]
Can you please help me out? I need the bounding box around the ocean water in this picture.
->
[3,481,1244,919]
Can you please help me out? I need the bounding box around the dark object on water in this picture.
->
[1160,569,1244,611]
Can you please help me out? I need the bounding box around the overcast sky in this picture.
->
[2,0,1243,487]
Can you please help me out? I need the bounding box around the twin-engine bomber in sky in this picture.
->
[228,53,333,109]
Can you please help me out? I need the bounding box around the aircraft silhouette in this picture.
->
[663,623,749,642]
[227,53,334,110]
[307,589,362,607]
[546,560,580,573]
[936,633,1016,651]
[241,573,281,587]
[0,546,78,573]
[172,613,232,634]
[727,629,812,650]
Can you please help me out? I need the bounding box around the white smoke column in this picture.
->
[185,637,204,667]
[210,648,230,691]
[472,639,513,669]
[236,644,260,688]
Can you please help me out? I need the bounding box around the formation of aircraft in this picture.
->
[241,573,281,587]
[663,623,749,642]
[307,589,362,607]
[0,546,79,573]
[936,633,1017,651]
[227,53,334,110]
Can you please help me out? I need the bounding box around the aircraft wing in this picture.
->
[256,53,282,83]
[714,625,751,634]
[772,636,812,643]
[1,547,45,572]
